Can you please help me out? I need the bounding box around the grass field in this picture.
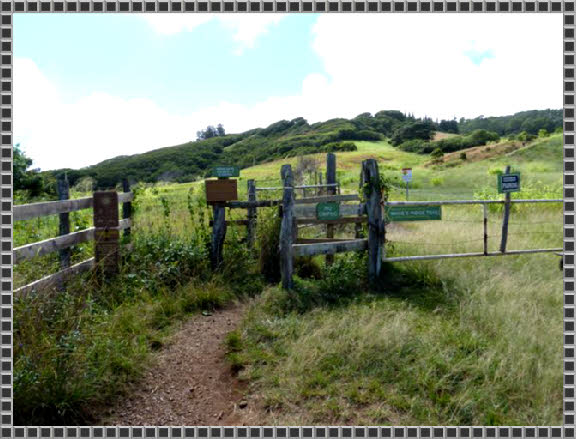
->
[14,133,563,425]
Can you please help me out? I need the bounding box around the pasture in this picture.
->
[13,134,563,425]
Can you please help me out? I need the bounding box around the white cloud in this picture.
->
[141,13,285,55]
[14,14,562,171]
[307,14,561,120]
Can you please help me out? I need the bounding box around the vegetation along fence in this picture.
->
[278,160,563,290]
[13,177,134,297]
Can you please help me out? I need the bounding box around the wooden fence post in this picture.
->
[355,166,365,239]
[326,153,336,265]
[362,159,384,283]
[318,173,323,196]
[57,174,70,270]
[247,179,257,249]
[93,191,120,276]
[280,164,295,290]
[122,178,132,240]
[211,202,226,270]
[500,165,511,253]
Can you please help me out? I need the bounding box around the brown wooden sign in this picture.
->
[93,191,119,228]
[206,179,238,203]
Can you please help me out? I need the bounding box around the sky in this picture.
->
[14,13,562,171]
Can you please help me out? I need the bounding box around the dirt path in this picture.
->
[101,303,252,426]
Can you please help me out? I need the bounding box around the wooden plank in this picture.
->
[280,164,295,290]
[293,239,368,257]
[14,197,93,221]
[209,219,249,226]
[294,194,360,204]
[294,203,363,218]
[226,200,281,209]
[118,192,134,203]
[14,257,95,299]
[296,217,366,226]
[15,219,130,264]
[14,228,95,264]
[295,238,354,244]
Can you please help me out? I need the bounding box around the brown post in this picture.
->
[247,179,257,249]
[326,153,336,265]
[280,164,295,290]
[211,202,227,270]
[362,159,384,284]
[93,191,120,276]
[500,165,511,253]
[57,174,70,270]
[122,178,132,240]
[355,166,365,239]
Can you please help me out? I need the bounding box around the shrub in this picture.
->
[431,177,444,187]
[430,148,444,161]
[323,142,358,153]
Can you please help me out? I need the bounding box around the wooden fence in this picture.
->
[13,177,134,298]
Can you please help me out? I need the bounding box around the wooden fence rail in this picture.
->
[14,189,133,297]
[14,192,134,221]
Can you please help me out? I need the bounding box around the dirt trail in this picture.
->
[101,303,253,426]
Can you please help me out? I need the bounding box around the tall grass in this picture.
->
[228,207,562,426]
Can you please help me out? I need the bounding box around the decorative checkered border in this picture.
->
[0,1,572,437]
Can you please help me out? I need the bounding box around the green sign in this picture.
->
[385,205,442,222]
[316,202,340,221]
[498,173,520,193]
[211,166,240,178]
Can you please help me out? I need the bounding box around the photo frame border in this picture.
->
[0,1,573,437]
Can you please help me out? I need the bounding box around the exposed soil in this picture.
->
[100,303,254,426]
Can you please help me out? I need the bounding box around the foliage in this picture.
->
[196,123,226,140]
[459,109,562,136]
[399,129,500,155]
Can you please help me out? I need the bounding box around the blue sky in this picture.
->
[13,13,561,170]
[15,13,322,113]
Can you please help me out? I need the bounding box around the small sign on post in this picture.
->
[385,205,442,222]
[401,168,412,200]
[498,173,521,193]
[316,202,340,221]
[211,166,240,178]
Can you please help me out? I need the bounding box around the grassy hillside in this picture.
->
[38,109,562,191]
[14,115,563,425]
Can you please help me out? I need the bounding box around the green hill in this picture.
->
[43,109,562,190]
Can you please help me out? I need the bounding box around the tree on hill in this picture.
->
[14,143,46,196]
[196,124,225,140]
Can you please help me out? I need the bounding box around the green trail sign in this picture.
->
[385,205,442,222]
[211,166,240,178]
[498,173,520,193]
[316,202,340,221]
